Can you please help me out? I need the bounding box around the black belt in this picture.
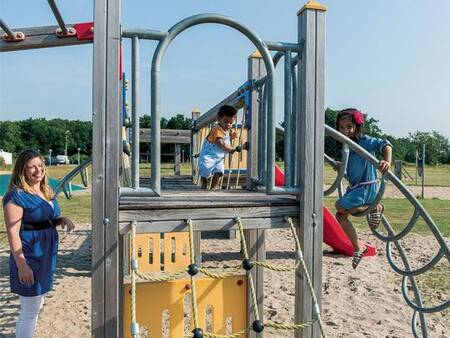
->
[22,219,56,231]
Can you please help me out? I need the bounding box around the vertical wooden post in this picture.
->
[247,51,266,190]
[245,49,267,338]
[174,144,181,175]
[191,108,201,179]
[191,109,202,264]
[92,0,121,336]
[296,2,326,338]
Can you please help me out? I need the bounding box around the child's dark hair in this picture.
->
[336,108,365,142]
[218,105,237,118]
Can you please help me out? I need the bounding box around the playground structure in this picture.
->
[1,1,449,337]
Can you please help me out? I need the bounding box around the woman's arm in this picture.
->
[55,216,75,232]
[4,202,34,285]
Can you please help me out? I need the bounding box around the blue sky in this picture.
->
[1,0,449,138]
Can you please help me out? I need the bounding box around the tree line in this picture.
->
[1,111,449,165]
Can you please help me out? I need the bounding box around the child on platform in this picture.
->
[198,105,242,190]
[334,108,392,269]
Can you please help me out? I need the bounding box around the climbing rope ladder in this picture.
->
[128,217,326,338]
[324,126,450,337]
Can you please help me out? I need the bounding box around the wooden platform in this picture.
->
[119,176,299,234]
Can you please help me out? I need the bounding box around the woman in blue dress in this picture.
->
[3,150,75,338]
[334,109,392,269]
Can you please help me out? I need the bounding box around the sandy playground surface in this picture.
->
[0,220,449,338]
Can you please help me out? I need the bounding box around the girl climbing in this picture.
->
[334,108,392,269]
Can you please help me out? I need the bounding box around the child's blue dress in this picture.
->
[337,135,392,210]
[3,188,60,296]
[198,125,231,178]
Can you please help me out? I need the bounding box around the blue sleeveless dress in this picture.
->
[337,135,392,210]
[3,188,60,296]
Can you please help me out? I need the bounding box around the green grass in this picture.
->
[324,196,450,236]
[2,161,450,186]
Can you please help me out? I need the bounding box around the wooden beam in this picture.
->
[119,205,299,222]
[119,216,299,234]
[174,144,181,175]
[295,5,326,338]
[91,2,106,336]
[247,52,266,190]
[139,128,191,144]
[91,0,121,336]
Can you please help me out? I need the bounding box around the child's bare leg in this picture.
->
[335,203,368,252]
[211,173,223,190]
[336,212,360,252]
[201,177,208,189]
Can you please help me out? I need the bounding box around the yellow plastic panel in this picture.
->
[163,232,190,272]
[134,233,161,273]
[123,276,247,338]
[132,232,191,273]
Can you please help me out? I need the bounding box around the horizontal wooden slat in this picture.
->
[139,129,191,144]
[119,205,299,222]
[119,216,299,234]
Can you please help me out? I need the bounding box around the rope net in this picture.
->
[129,218,326,338]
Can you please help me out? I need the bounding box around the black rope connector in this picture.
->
[192,327,203,338]
[242,259,253,271]
[252,320,264,333]
[188,263,199,276]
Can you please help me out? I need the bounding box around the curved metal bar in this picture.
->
[80,167,90,187]
[383,223,429,336]
[54,159,92,197]
[371,208,421,242]
[411,311,420,338]
[151,14,276,194]
[325,125,450,260]
[353,175,387,217]
[324,145,349,196]
[402,274,450,313]
[387,243,445,277]
[264,40,301,52]
[63,182,72,199]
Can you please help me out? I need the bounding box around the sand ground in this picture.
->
[0,221,448,338]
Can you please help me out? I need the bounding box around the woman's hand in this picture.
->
[230,131,237,140]
[379,160,391,173]
[56,216,75,233]
[17,261,34,285]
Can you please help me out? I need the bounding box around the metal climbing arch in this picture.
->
[324,125,450,338]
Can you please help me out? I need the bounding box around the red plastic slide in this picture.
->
[274,164,376,257]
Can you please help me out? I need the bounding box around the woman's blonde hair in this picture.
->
[8,150,54,200]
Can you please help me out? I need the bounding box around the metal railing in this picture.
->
[54,159,92,199]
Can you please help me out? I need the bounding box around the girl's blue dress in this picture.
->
[337,135,392,210]
[3,188,60,296]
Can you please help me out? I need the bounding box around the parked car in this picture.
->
[45,155,69,165]
[56,155,70,165]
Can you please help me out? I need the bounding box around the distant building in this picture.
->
[0,150,13,165]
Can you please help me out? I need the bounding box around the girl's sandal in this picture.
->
[352,246,368,269]
[368,204,384,230]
